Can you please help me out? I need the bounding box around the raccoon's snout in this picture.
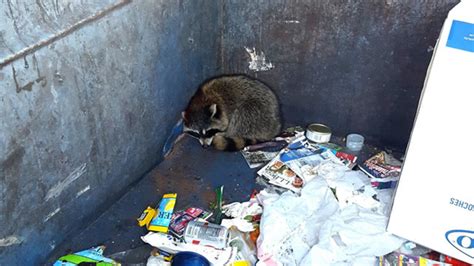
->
[199,137,214,149]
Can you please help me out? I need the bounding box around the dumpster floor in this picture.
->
[47,134,384,265]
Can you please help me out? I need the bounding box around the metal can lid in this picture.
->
[307,123,331,134]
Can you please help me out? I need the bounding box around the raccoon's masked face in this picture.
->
[182,104,227,148]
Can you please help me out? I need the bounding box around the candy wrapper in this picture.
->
[169,207,212,238]
[149,193,177,233]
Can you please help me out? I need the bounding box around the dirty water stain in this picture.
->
[23,56,29,69]
[20,76,47,91]
[33,54,47,87]
[36,76,47,87]
[153,170,215,208]
[1,145,25,222]
[12,55,48,93]
[21,81,34,92]
[11,65,20,92]
[1,146,26,170]
[11,60,47,93]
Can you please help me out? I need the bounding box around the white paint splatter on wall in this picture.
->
[50,84,59,104]
[0,236,22,247]
[45,163,87,201]
[76,185,91,198]
[44,207,61,222]
[244,47,274,72]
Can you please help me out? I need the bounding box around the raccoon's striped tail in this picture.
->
[212,135,259,151]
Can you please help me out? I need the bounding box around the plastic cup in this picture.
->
[346,134,364,151]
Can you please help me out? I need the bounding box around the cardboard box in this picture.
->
[387,1,474,264]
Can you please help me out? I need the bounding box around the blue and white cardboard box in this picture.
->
[387,0,474,264]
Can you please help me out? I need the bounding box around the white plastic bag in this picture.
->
[257,167,404,266]
[256,178,339,265]
[300,204,404,265]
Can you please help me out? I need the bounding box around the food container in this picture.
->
[346,133,364,151]
[306,123,332,143]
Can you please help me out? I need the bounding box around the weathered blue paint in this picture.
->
[0,1,219,264]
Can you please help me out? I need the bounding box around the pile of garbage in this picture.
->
[54,125,471,266]
[140,190,261,266]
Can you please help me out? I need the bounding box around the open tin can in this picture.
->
[306,123,332,143]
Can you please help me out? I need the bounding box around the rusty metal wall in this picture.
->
[0,0,219,264]
[220,0,459,149]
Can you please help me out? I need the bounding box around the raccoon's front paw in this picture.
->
[211,133,227,151]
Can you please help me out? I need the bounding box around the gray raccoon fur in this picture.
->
[182,75,281,151]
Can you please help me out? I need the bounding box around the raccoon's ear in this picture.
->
[181,111,188,122]
[209,104,218,119]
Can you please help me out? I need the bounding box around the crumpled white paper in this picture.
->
[141,232,236,266]
[256,164,404,266]
[222,201,263,219]
[146,255,170,266]
[221,200,263,232]
[221,218,255,232]
[325,170,381,210]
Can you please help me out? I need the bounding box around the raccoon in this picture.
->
[182,75,281,151]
